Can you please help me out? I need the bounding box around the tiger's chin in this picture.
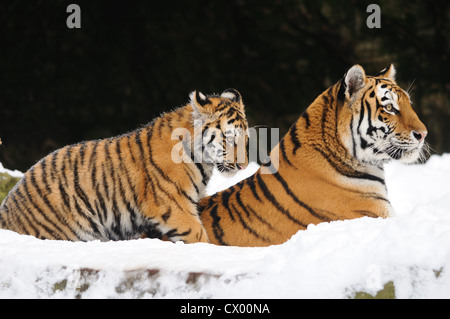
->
[360,144,427,166]
[378,141,428,164]
[216,163,243,177]
[388,146,425,164]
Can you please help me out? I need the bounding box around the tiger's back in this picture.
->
[0,89,249,241]
[0,135,145,240]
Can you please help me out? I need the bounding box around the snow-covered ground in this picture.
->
[0,155,450,298]
[0,162,24,178]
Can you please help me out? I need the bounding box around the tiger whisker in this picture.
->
[406,79,416,95]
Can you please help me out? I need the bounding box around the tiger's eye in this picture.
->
[385,104,393,112]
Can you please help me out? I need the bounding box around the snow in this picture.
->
[0,162,23,178]
[0,155,450,298]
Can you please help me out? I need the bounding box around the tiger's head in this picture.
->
[342,64,428,165]
[190,88,249,176]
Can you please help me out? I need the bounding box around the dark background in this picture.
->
[0,0,449,171]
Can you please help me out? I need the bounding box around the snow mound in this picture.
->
[1,155,450,298]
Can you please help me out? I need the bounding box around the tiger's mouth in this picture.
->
[386,145,412,160]
[367,136,428,165]
[216,162,244,176]
[385,141,426,164]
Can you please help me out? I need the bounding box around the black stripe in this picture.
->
[72,195,101,235]
[216,100,228,112]
[231,202,269,242]
[115,139,140,230]
[114,140,131,202]
[350,116,357,157]
[115,171,132,235]
[184,167,200,196]
[162,208,171,223]
[79,141,87,166]
[101,163,110,201]
[123,165,139,206]
[180,188,197,206]
[209,204,227,245]
[221,188,235,222]
[40,158,51,194]
[91,162,97,192]
[50,151,58,182]
[279,139,294,167]
[94,184,108,223]
[9,190,41,237]
[30,166,72,239]
[289,123,301,155]
[66,145,74,168]
[123,201,139,235]
[135,132,153,203]
[20,178,61,239]
[73,160,96,216]
[146,125,200,205]
[302,111,311,129]
[360,136,368,149]
[135,130,145,163]
[152,171,184,211]
[127,135,137,164]
[353,210,379,218]
[88,140,99,170]
[195,162,208,183]
[104,141,117,196]
[256,174,307,227]
[60,150,69,187]
[58,181,71,209]
[357,91,367,134]
[146,171,160,206]
[147,126,170,181]
[273,171,330,222]
[73,156,103,236]
[111,191,122,238]
[156,117,165,138]
[207,133,215,145]
[313,145,385,184]
[365,100,377,136]
[235,191,275,231]
[166,228,192,239]
[363,193,390,203]
[246,175,261,202]
[226,108,237,118]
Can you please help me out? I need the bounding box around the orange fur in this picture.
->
[199,65,428,247]
[0,89,248,242]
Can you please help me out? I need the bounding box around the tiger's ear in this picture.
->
[344,65,367,99]
[221,88,244,111]
[190,90,214,120]
[377,64,397,83]
[221,88,242,103]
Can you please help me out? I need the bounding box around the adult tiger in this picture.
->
[0,89,248,242]
[199,64,428,247]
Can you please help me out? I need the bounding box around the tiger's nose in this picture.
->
[412,130,427,142]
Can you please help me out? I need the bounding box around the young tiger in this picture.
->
[0,89,249,242]
[199,64,428,247]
